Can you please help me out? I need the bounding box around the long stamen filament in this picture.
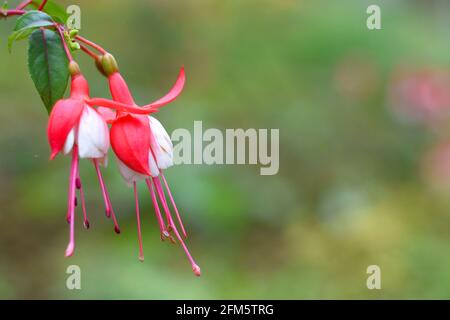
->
[161,173,187,238]
[76,173,90,229]
[153,178,201,276]
[93,159,121,234]
[93,159,111,216]
[133,182,145,262]
[145,179,171,241]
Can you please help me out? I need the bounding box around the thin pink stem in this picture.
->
[133,182,145,262]
[65,145,79,257]
[75,35,107,54]
[79,44,99,60]
[38,0,48,10]
[160,173,187,238]
[145,179,171,241]
[76,172,89,229]
[16,0,33,10]
[153,178,201,276]
[55,24,73,62]
[93,159,121,234]
[2,9,26,16]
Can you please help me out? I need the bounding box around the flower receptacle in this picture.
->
[101,53,119,77]
[68,61,81,76]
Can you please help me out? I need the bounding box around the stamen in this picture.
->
[133,182,145,262]
[93,160,121,234]
[145,179,170,241]
[161,173,187,238]
[65,145,79,257]
[75,177,81,190]
[76,172,90,229]
[152,178,201,276]
[93,160,111,217]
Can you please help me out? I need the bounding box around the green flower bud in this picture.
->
[69,29,79,39]
[95,55,108,77]
[68,61,81,76]
[70,41,80,51]
[101,53,119,77]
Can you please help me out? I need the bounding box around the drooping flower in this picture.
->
[88,54,200,276]
[48,61,120,257]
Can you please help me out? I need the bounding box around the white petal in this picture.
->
[148,116,173,170]
[77,106,110,159]
[149,151,160,177]
[63,128,75,155]
[117,159,147,186]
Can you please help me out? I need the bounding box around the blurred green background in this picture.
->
[2,0,450,299]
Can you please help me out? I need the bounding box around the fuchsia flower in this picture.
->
[2,2,202,277]
[48,62,120,257]
[87,54,201,276]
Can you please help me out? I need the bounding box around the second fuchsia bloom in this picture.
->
[48,62,120,257]
[92,54,201,276]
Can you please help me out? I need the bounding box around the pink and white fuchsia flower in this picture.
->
[48,62,120,257]
[114,116,174,184]
[88,54,201,276]
[2,3,202,277]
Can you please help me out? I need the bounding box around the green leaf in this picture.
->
[8,10,54,51]
[31,0,69,24]
[28,28,69,113]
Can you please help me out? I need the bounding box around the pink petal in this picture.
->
[110,114,152,175]
[47,99,84,160]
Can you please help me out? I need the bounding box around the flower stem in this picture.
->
[2,9,26,16]
[75,35,107,54]
[16,0,33,10]
[79,44,100,60]
[38,0,48,10]
[55,24,74,62]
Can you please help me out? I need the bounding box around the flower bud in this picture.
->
[68,61,81,76]
[69,29,79,38]
[95,55,108,77]
[101,53,119,77]
[70,41,80,51]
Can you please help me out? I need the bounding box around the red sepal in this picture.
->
[47,99,84,159]
[110,114,151,175]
